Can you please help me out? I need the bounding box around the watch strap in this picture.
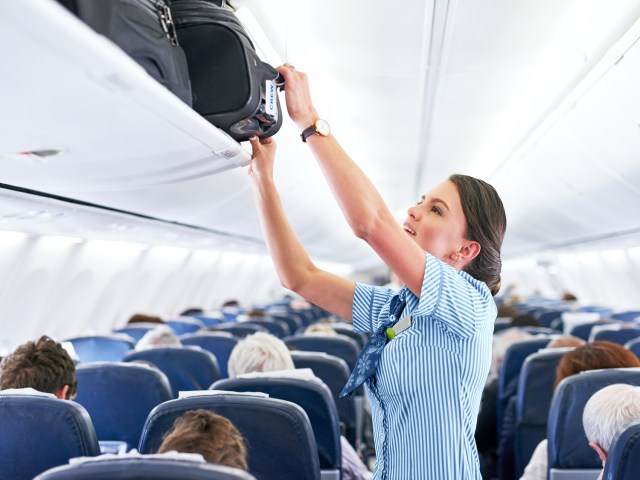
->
[300,124,316,143]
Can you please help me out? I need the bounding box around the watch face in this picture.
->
[315,119,330,136]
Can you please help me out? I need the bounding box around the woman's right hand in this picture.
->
[247,136,277,183]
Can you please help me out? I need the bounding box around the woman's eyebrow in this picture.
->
[432,197,450,212]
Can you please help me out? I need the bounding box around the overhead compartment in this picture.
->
[0,0,251,193]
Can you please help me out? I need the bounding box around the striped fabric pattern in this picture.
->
[352,253,495,479]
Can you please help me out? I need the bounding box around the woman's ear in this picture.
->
[459,241,481,262]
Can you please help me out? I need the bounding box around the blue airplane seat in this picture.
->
[0,393,100,480]
[239,319,289,338]
[625,337,640,359]
[330,326,368,349]
[610,311,640,322]
[213,376,341,478]
[538,310,567,328]
[291,351,359,448]
[601,419,640,480]
[123,346,220,398]
[166,317,204,335]
[180,332,237,379]
[284,335,360,372]
[65,334,135,362]
[34,457,256,479]
[547,368,640,480]
[74,362,172,450]
[193,311,226,327]
[114,323,160,343]
[268,312,303,335]
[592,327,640,346]
[211,322,268,338]
[569,321,611,341]
[497,337,551,436]
[139,394,321,480]
[514,348,568,478]
[576,306,614,317]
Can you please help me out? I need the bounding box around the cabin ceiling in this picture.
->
[2,0,640,273]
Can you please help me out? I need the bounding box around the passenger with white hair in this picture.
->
[136,325,181,350]
[227,332,294,377]
[582,383,640,480]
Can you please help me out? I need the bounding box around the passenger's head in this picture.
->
[227,332,294,378]
[406,175,506,295]
[158,409,248,470]
[128,313,165,324]
[304,323,337,336]
[510,314,543,328]
[546,335,585,349]
[555,341,640,386]
[582,384,640,463]
[0,336,77,399]
[136,325,181,350]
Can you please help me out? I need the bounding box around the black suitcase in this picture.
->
[58,0,193,106]
[170,0,283,141]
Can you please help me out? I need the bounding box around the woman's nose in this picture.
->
[407,205,418,220]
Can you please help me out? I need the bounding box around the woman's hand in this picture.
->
[276,64,319,130]
[247,136,277,182]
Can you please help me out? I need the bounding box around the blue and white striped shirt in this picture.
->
[352,253,495,479]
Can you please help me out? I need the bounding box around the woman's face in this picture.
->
[403,180,469,265]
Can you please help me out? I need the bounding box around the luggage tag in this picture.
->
[386,315,412,340]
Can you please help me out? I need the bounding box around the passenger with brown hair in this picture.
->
[127,313,165,325]
[157,409,248,471]
[0,335,77,400]
[520,341,640,480]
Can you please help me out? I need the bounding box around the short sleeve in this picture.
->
[351,282,396,333]
[405,252,495,339]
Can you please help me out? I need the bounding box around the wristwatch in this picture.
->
[300,119,330,142]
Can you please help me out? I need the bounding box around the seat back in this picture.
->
[284,335,360,372]
[269,314,303,335]
[548,368,640,480]
[123,347,220,398]
[498,337,550,435]
[212,322,268,338]
[65,334,135,362]
[180,332,238,378]
[239,319,289,338]
[329,326,368,349]
[592,327,640,346]
[291,351,357,445]
[0,394,100,480]
[625,337,640,359]
[114,324,159,343]
[34,457,256,479]
[213,376,341,473]
[601,419,640,480]
[610,311,640,322]
[166,317,204,335]
[568,320,610,341]
[139,394,321,480]
[514,348,567,478]
[74,362,172,449]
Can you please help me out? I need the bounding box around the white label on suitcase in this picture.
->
[265,80,278,118]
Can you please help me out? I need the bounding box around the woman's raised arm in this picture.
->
[248,136,355,321]
[276,65,426,296]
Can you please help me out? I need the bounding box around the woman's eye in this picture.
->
[416,197,424,205]
[431,206,442,215]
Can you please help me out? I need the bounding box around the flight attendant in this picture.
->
[247,64,506,479]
